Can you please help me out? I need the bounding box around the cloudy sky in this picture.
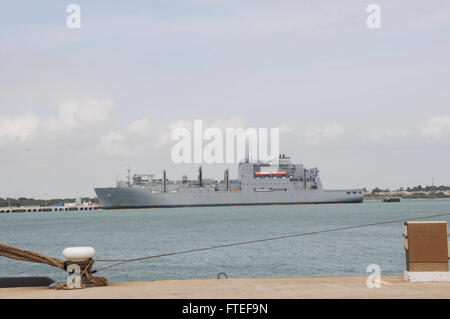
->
[1,1,449,198]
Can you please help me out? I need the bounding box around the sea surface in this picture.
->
[1,199,450,283]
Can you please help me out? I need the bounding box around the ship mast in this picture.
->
[245,136,249,163]
[163,170,167,193]
[225,169,229,191]
[198,166,203,188]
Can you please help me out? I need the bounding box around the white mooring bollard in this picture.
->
[63,247,95,262]
[62,247,96,289]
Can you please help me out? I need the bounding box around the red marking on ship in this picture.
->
[254,171,287,176]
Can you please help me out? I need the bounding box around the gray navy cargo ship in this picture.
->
[95,155,363,209]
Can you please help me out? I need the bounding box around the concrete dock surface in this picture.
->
[1,276,450,299]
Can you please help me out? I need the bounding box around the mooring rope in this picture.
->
[92,212,450,273]
[0,242,66,270]
[0,243,108,288]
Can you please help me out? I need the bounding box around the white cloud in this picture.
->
[0,112,40,141]
[127,117,154,138]
[156,120,196,147]
[277,124,297,134]
[301,124,344,145]
[420,115,450,140]
[210,116,249,130]
[99,131,127,155]
[0,98,117,152]
[46,99,115,131]
[371,129,413,143]
[168,120,194,131]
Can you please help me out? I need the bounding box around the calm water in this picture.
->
[1,199,450,283]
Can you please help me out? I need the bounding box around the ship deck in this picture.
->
[1,275,450,299]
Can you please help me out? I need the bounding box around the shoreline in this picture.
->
[1,276,450,299]
[1,197,449,212]
[364,198,450,201]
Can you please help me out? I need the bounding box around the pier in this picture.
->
[1,276,450,299]
[0,204,100,214]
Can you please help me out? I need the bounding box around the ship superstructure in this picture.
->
[95,155,363,209]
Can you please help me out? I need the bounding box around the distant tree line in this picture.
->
[404,185,450,192]
[0,197,98,207]
[366,184,450,199]
[371,187,390,194]
[371,185,450,194]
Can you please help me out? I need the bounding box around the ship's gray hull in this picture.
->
[95,187,363,209]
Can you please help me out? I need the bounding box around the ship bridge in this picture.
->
[237,154,322,191]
